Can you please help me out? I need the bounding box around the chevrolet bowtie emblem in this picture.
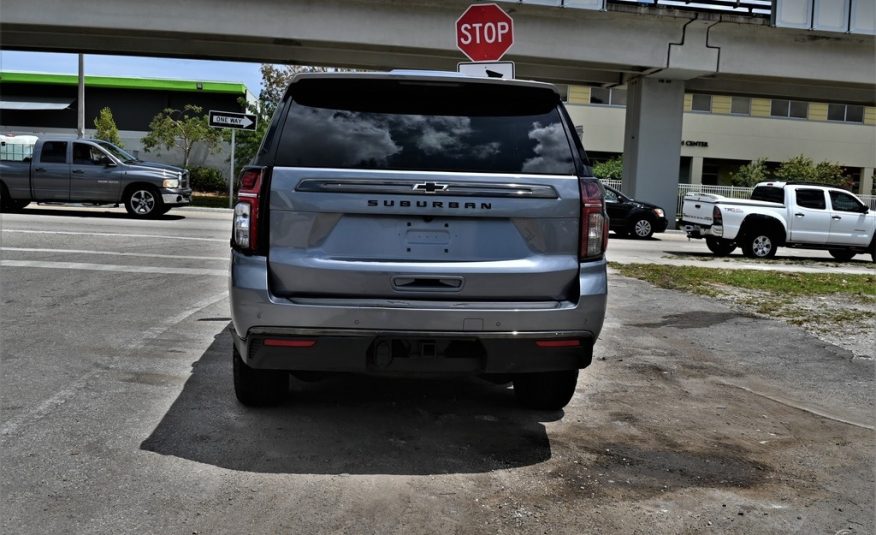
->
[413,182,449,194]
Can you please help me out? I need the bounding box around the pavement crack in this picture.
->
[718,381,874,431]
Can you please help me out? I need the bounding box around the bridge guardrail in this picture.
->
[607,0,772,15]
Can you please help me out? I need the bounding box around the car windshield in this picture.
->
[96,141,137,163]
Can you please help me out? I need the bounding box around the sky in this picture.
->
[0,51,265,96]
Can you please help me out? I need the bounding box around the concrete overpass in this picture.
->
[1,0,874,220]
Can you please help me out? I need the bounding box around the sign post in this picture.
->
[208,110,257,208]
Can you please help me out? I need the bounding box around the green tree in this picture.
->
[775,154,851,189]
[592,156,623,180]
[93,107,123,147]
[774,154,817,182]
[729,158,769,187]
[141,104,223,168]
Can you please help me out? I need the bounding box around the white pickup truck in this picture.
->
[682,181,876,262]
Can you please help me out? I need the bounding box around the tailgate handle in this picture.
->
[392,276,463,292]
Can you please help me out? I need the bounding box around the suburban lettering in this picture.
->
[366,200,492,210]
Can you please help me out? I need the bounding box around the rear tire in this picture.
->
[741,231,778,259]
[630,217,654,239]
[706,237,736,256]
[828,249,856,261]
[513,370,579,410]
[233,344,288,406]
[0,184,28,213]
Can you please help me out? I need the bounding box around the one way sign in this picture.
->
[208,110,257,131]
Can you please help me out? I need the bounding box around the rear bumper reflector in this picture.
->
[263,339,317,348]
[536,339,581,348]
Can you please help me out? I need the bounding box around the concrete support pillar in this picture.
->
[861,168,874,196]
[690,157,704,185]
[621,77,685,223]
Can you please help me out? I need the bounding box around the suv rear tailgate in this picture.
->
[267,168,581,301]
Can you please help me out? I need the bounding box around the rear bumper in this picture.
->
[233,328,593,374]
[229,252,607,374]
[683,222,722,238]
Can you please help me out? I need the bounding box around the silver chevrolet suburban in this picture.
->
[229,72,608,410]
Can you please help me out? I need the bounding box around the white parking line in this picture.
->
[1,229,227,242]
[1,260,227,276]
[1,247,229,262]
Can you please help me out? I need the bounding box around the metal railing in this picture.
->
[608,0,772,16]
[601,180,876,216]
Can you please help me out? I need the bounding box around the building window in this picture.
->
[590,87,626,107]
[827,103,864,123]
[730,96,750,115]
[771,99,809,119]
[691,94,712,112]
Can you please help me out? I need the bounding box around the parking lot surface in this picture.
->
[1,206,873,534]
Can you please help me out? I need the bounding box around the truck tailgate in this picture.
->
[681,192,724,226]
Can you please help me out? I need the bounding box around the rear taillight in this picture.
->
[712,206,723,225]
[233,167,265,253]
[579,178,608,261]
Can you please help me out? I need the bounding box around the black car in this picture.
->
[603,184,668,239]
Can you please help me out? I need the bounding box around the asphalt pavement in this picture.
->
[1,205,872,534]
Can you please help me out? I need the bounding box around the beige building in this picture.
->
[563,85,876,195]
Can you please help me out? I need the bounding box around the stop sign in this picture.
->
[456,3,514,62]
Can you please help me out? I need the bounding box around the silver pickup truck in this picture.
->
[0,137,191,217]
[228,71,609,410]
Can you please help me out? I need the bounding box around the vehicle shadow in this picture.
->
[19,206,185,221]
[140,327,559,475]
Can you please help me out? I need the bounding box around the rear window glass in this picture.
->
[273,78,576,175]
[751,186,784,204]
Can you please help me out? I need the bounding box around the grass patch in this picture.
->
[611,263,875,344]
[611,264,875,300]
[192,194,231,208]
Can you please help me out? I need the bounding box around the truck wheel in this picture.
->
[233,345,288,406]
[124,186,164,218]
[513,370,578,410]
[706,237,736,256]
[630,217,654,239]
[0,184,26,212]
[741,232,778,259]
[828,249,856,261]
